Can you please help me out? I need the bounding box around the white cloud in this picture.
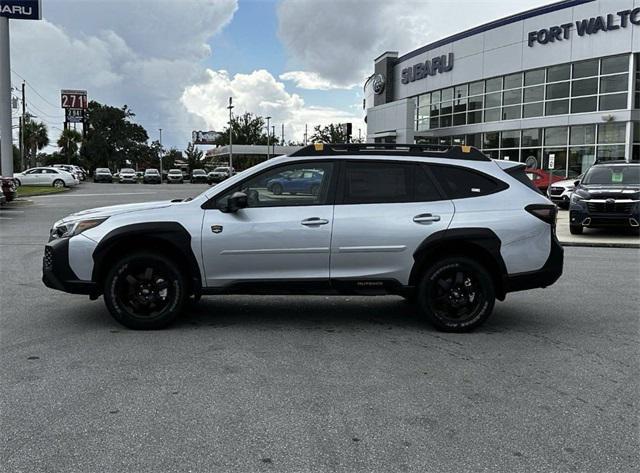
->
[279,71,357,90]
[277,0,554,87]
[181,69,364,142]
[9,0,238,149]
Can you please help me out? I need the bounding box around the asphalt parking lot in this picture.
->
[1,183,638,473]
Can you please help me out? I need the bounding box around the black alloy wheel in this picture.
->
[104,252,186,329]
[417,257,495,332]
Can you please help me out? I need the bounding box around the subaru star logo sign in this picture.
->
[372,73,385,95]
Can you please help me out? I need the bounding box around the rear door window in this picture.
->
[428,164,508,199]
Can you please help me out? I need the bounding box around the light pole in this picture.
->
[227,97,234,170]
[266,116,271,159]
[158,128,163,178]
[271,125,275,156]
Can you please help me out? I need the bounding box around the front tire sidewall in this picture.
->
[103,253,186,330]
[53,179,65,188]
[417,257,495,332]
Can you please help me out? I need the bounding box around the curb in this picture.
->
[560,241,640,249]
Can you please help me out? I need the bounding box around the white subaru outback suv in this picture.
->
[43,144,563,332]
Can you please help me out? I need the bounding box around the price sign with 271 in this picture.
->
[60,90,88,109]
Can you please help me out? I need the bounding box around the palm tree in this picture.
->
[23,116,49,168]
[57,128,83,164]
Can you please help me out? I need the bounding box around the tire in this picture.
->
[569,224,583,235]
[53,179,65,188]
[103,252,186,330]
[272,183,283,195]
[416,256,495,332]
[14,179,20,187]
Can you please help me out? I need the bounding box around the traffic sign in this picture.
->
[548,153,556,170]
[61,89,88,109]
[0,0,41,20]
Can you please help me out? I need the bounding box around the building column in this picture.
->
[625,53,636,162]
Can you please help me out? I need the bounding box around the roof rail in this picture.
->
[288,143,491,161]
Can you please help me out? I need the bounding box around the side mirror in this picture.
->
[218,191,248,213]
[574,180,580,186]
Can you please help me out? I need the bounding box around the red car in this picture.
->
[525,168,566,192]
[1,177,17,203]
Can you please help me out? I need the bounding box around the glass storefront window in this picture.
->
[483,132,499,149]
[571,78,597,96]
[501,130,520,148]
[597,145,625,161]
[484,108,500,122]
[599,93,627,110]
[597,122,626,143]
[543,148,568,174]
[430,116,439,129]
[502,105,521,120]
[599,74,628,94]
[568,146,596,177]
[524,86,544,102]
[504,73,522,89]
[545,100,569,115]
[440,115,452,127]
[572,60,599,79]
[570,125,596,145]
[453,113,466,126]
[431,90,441,103]
[441,88,453,102]
[503,89,522,105]
[454,85,467,99]
[601,55,628,75]
[521,148,541,168]
[468,95,483,110]
[546,82,570,99]
[441,101,453,115]
[466,134,482,148]
[452,135,465,145]
[547,64,570,82]
[467,110,482,124]
[499,150,519,161]
[522,128,541,147]
[486,77,502,93]
[545,127,568,146]
[485,92,501,108]
[523,102,543,118]
[571,96,597,113]
[525,69,545,86]
[453,97,467,113]
[469,81,484,95]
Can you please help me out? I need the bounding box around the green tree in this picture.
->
[184,142,204,171]
[309,124,348,144]
[163,148,182,171]
[215,112,269,145]
[23,115,49,168]
[57,128,83,164]
[81,101,149,170]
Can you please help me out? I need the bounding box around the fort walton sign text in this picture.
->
[528,8,640,47]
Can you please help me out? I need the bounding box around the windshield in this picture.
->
[169,170,181,174]
[96,168,110,173]
[213,167,229,172]
[582,165,640,186]
[193,169,205,175]
[145,169,159,174]
[121,168,135,173]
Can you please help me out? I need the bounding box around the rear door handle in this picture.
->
[301,217,329,226]
[413,213,441,223]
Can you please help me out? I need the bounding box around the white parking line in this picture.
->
[0,217,13,220]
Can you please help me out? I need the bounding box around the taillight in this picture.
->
[526,204,557,226]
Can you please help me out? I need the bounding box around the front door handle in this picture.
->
[301,217,329,226]
[413,213,441,223]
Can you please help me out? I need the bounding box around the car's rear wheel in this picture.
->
[569,224,583,235]
[103,252,186,330]
[272,183,283,195]
[417,257,495,332]
[14,179,20,187]
[53,179,65,188]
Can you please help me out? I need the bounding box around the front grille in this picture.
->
[586,201,634,214]
[549,187,564,196]
[43,246,53,269]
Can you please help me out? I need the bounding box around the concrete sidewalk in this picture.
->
[556,210,640,248]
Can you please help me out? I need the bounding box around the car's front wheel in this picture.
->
[103,252,186,330]
[417,257,495,332]
[569,224,583,235]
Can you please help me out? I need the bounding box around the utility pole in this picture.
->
[265,116,271,159]
[227,97,234,170]
[304,124,308,145]
[358,128,362,143]
[19,81,25,170]
[0,17,13,176]
[271,125,275,156]
[158,128,163,178]
[281,123,284,145]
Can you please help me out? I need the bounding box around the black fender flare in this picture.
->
[91,222,202,294]
[409,228,509,300]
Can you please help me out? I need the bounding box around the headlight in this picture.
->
[50,217,108,240]
[570,193,584,203]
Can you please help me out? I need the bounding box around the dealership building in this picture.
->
[364,0,640,177]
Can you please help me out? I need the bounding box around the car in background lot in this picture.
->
[119,168,137,183]
[547,174,583,209]
[207,166,233,184]
[94,168,113,183]
[143,168,161,184]
[1,177,17,202]
[266,169,323,195]
[190,169,208,183]
[14,167,78,188]
[53,164,81,181]
[569,161,640,234]
[525,168,565,192]
[167,169,184,184]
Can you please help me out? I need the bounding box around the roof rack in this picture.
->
[289,143,491,162]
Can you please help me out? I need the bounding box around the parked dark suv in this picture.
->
[569,161,640,234]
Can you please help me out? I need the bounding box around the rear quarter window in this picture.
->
[428,164,508,199]
[506,166,542,194]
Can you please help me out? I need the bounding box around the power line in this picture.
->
[11,69,60,110]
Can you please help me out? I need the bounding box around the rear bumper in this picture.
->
[42,238,96,295]
[505,232,564,293]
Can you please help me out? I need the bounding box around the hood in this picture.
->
[549,178,578,189]
[57,200,173,223]
[576,184,640,200]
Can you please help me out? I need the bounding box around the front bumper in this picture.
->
[570,202,640,228]
[42,238,96,295]
[505,232,564,293]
